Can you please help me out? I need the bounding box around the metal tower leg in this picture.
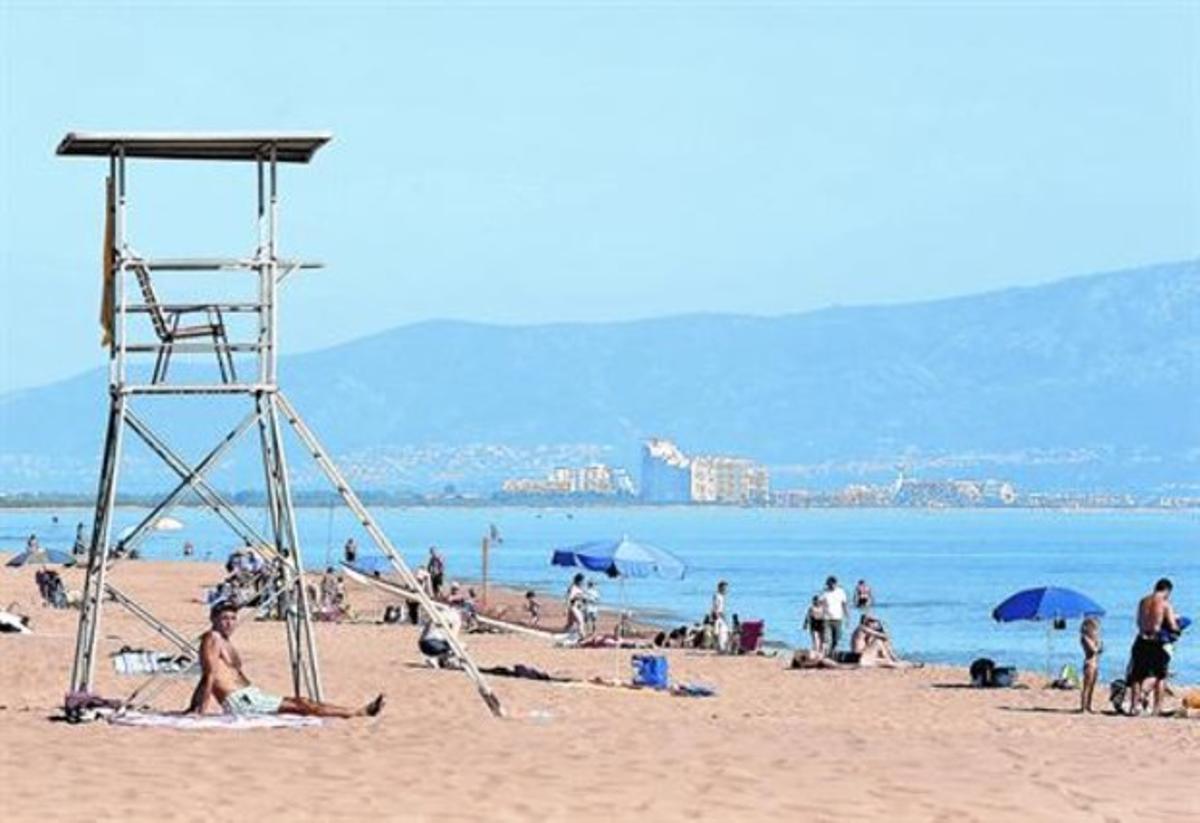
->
[69,393,127,695]
[275,391,504,717]
[256,392,323,700]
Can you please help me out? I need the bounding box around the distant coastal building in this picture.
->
[641,439,692,503]
[891,468,1016,507]
[501,463,634,498]
[690,456,770,504]
[774,469,1018,508]
[641,438,770,504]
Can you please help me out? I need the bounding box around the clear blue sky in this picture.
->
[1,1,1196,392]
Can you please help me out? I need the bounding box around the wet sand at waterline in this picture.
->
[0,556,1194,822]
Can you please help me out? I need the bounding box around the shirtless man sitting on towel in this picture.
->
[188,601,384,718]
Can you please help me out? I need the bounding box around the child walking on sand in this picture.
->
[524,590,541,627]
[1080,616,1102,713]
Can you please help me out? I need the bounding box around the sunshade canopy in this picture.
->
[344,557,395,576]
[992,586,1105,623]
[551,536,686,580]
[57,132,331,163]
[6,548,76,568]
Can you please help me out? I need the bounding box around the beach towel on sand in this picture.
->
[109,711,322,730]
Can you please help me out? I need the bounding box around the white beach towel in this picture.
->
[111,649,194,676]
[0,610,32,634]
[109,711,323,730]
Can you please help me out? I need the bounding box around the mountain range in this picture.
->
[1,260,1196,495]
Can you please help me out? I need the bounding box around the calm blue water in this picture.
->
[4,506,1197,682]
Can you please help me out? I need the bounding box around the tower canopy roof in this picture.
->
[56,132,332,163]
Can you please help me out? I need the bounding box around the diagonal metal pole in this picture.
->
[123,410,272,552]
[117,409,261,555]
[275,391,503,717]
[104,582,199,655]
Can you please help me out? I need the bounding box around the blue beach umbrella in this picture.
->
[345,556,396,576]
[6,548,76,568]
[992,586,1105,679]
[991,587,1106,623]
[551,536,686,680]
[550,535,686,580]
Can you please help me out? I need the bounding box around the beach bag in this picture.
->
[992,666,1017,688]
[969,657,995,687]
[631,654,669,689]
[1109,678,1128,713]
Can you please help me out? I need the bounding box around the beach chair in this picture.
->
[737,620,764,654]
[131,262,236,384]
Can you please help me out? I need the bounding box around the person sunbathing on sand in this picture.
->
[791,648,852,669]
[851,615,921,669]
[188,601,384,718]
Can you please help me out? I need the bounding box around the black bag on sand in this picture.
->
[991,666,1017,688]
[1109,678,1128,713]
[970,657,995,687]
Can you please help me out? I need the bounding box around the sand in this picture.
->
[0,555,1195,822]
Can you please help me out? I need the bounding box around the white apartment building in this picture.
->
[690,456,770,504]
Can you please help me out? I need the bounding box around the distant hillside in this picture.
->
[1,260,1196,494]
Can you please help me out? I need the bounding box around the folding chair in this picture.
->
[131,262,236,383]
[738,620,765,654]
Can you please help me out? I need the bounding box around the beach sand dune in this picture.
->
[0,557,1194,822]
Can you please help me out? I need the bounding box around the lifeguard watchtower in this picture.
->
[58,133,501,716]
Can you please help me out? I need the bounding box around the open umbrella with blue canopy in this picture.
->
[550,535,686,581]
[992,586,1106,679]
[992,587,1106,623]
[551,536,686,680]
[6,547,76,568]
[345,556,396,577]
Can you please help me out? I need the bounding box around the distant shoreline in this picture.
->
[1,497,1197,512]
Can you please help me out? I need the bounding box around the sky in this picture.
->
[0,1,1196,393]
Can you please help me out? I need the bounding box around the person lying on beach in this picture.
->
[790,649,852,670]
[187,602,384,718]
[562,630,653,649]
[654,625,693,648]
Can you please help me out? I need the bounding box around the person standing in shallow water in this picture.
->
[343,538,358,565]
[803,595,825,656]
[427,547,446,600]
[854,579,873,610]
[819,576,848,657]
[711,581,730,652]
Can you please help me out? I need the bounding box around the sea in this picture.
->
[4,506,1197,683]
